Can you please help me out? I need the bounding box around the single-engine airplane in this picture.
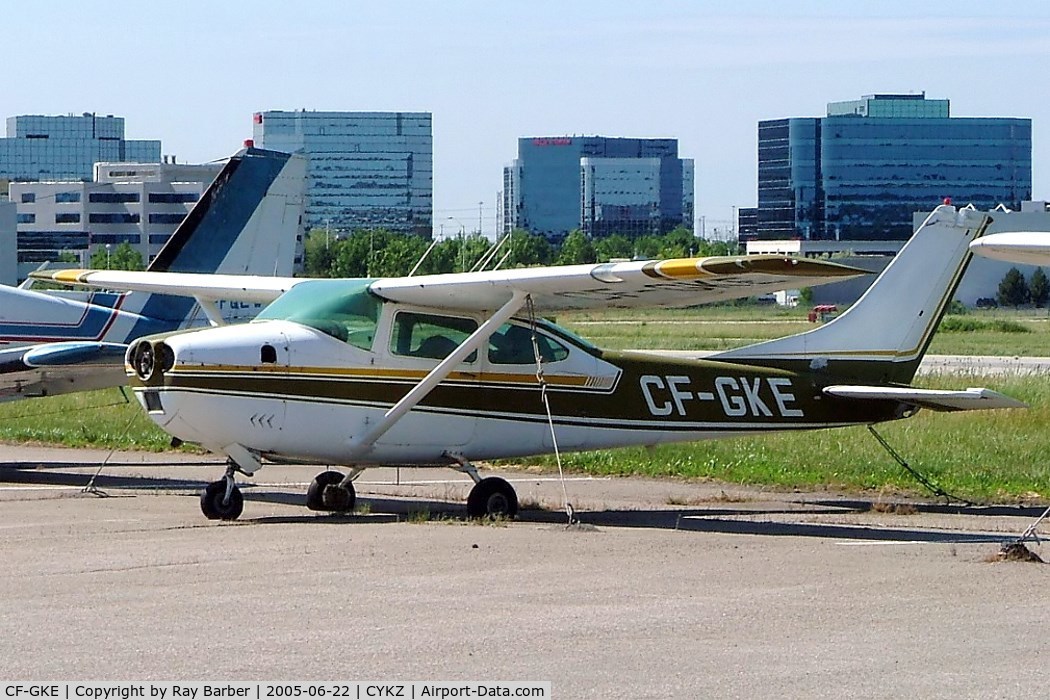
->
[33,204,1025,521]
[0,145,305,403]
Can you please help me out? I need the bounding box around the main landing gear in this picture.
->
[303,460,519,520]
[451,455,519,520]
[199,454,519,521]
[305,469,358,513]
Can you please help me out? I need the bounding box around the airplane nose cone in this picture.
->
[128,339,175,384]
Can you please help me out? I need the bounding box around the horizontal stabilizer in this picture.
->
[823,385,1027,412]
[22,342,129,368]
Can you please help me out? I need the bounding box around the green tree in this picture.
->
[506,230,554,267]
[302,228,337,277]
[1030,267,1049,307]
[997,267,1031,307]
[556,229,596,265]
[632,235,662,260]
[594,234,634,262]
[89,242,144,271]
[658,226,697,258]
[56,251,80,264]
[369,233,430,277]
[695,239,740,257]
[798,287,814,306]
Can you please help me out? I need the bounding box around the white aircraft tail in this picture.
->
[149,146,306,276]
[0,146,306,346]
[712,204,991,382]
[128,146,306,326]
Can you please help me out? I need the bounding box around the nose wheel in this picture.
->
[200,477,244,520]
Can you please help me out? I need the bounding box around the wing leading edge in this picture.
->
[374,255,868,311]
[30,255,867,312]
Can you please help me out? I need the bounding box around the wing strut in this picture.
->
[346,290,529,460]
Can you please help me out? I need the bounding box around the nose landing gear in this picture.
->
[200,466,244,520]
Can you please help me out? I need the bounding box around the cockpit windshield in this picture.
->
[255,279,381,350]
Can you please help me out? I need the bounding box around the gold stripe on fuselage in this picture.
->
[167,363,613,390]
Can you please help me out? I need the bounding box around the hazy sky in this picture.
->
[4,0,1048,237]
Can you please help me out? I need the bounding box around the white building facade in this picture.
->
[10,159,221,281]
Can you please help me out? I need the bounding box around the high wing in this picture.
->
[28,269,301,305]
[372,256,865,311]
[33,254,867,312]
[823,385,1027,412]
[969,231,1050,266]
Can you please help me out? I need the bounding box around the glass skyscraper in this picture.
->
[253,110,432,237]
[503,136,694,241]
[752,94,1032,242]
[0,114,161,181]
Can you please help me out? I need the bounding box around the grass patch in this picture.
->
[559,307,1050,355]
[514,373,1050,504]
[0,389,175,450]
[3,309,1050,503]
[939,317,1030,334]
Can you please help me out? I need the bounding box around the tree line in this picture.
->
[303,226,739,278]
[997,266,1050,307]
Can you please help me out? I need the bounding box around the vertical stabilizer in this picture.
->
[129,147,306,326]
[149,147,306,276]
[712,205,991,382]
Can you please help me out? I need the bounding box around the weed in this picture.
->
[870,502,919,515]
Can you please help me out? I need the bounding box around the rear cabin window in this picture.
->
[391,312,478,362]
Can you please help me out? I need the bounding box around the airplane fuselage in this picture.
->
[130,311,906,468]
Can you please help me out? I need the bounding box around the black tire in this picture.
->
[325,481,356,512]
[305,470,346,511]
[467,476,518,519]
[200,480,244,521]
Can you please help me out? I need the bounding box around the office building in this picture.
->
[0,200,15,286]
[253,110,432,237]
[11,159,222,280]
[749,93,1031,242]
[0,113,161,182]
[503,136,694,241]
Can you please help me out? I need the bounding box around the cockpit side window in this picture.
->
[391,312,478,362]
[488,323,569,364]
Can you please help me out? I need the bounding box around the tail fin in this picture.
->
[712,205,991,383]
[129,147,306,326]
[149,146,306,275]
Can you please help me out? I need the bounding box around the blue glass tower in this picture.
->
[254,110,432,237]
[0,114,160,181]
[752,94,1032,241]
[503,136,693,241]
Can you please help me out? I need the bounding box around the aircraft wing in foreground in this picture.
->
[0,146,305,403]
[39,204,1024,522]
[969,230,1050,266]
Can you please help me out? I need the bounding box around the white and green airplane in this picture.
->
[34,204,1024,521]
